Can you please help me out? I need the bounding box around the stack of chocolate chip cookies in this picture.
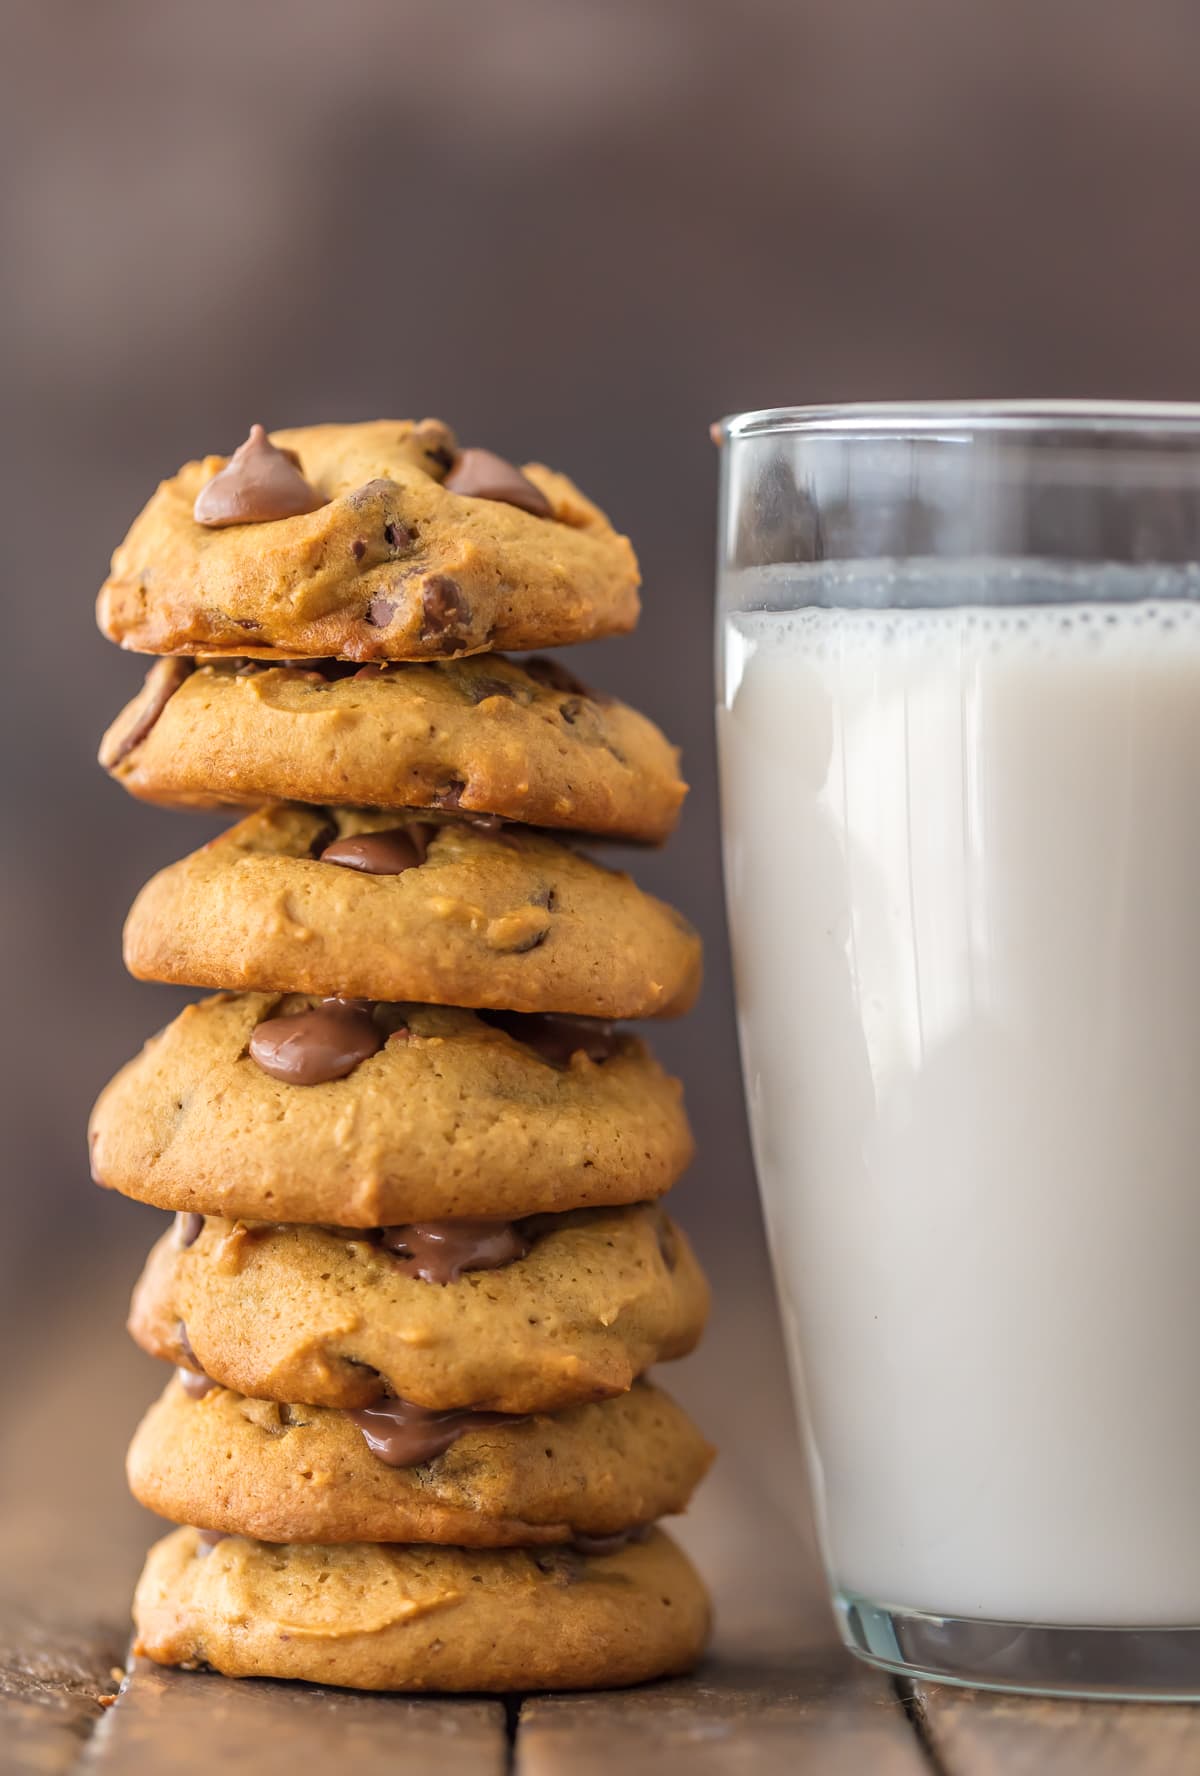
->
[89,420,712,1693]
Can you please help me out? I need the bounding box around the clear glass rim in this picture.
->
[715,399,1200,443]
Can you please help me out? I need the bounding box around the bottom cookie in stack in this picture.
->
[128,1377,713,1690]
[134,1529,709,1693]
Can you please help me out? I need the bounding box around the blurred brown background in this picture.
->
[5,0,1200,1620]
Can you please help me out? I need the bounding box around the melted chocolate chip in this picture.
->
[176,1212,204,1248]
[366,595,396,628]
[346,1397,518,1467]
[104,658,194,766]
[383,520,412,549]
[532,1550,583,1583]
[570,1526,650,1557]
[354,663,390,679]
[445,448,553,518]
[420,576,470,644]
[425,442,457,473]
[193,425,324,527]
[418,802,518,841]
[319,826,431,875]
[306,817,338,858]
[378,1219,530,1284]
[248,1001,383,1085]
[466,676,517,704]
[351,537,367,560]
[177,1366,217,1400]
[483,1011,619,1068]
[425,798,516,841]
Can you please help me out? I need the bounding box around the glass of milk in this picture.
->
[715,402,1200,1698]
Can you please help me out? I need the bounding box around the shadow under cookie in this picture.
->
[128,1206,709,1414]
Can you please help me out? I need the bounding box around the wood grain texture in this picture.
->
[0,1609,124,1776]
[914,1682,1200,1775]
[77,1656,507,1775]
[517,1649,930,1776]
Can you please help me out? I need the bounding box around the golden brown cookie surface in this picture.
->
[100,655,686,842]
[97,420,640,661]
[133,1526,709,1691]
[123,805,701,1017]
[90,992,692,1221]
[128,1206,708,1413]
[128,1376,713,1547]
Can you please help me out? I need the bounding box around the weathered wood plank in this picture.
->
[77,1655,507,1775]
[0,1610,124,1776]
[913,1682,1200,1776]
[517,1647,931,1775]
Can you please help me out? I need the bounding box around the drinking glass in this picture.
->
[715,401,1200,1698]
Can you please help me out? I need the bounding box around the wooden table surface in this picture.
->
[6,1245,1200,1774]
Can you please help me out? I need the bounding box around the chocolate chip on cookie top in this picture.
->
[248,998,384,1085]
[176,1366,217,1401]
[193,424,325,527]
[444,448,553,517]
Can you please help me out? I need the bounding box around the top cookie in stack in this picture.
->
[93,420,712,1694]
[98,419,639,664]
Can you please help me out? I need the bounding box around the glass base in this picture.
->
[837,1593,1200,1700]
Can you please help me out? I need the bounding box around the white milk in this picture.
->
[719,566,1200,1624]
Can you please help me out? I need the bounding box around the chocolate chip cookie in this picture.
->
[128,1375,713,1548]
[122,804,701,1016]
[128,1206,708,1413]
[100,654,686,842]
[133,1526,709,1691]
[90,992,692,1222]
[97,420,640,662]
